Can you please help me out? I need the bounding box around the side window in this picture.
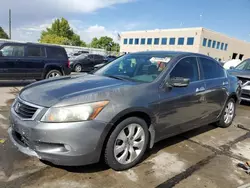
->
[46,47,66,58]
[170,57,199,82]
[88,55,94,60]
[0,45,25,57]
[199,57,226,79]
[27,46,45,57]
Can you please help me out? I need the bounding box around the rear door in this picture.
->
[24,45,46,79]
[0,44,26,79]
[198,57,228,122]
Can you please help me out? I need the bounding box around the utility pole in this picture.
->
[9,9,12,39]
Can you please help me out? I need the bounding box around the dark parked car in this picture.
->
[70,54,106,72]
[9,51,240,171]
[0,42,71,80]
[228,58,250,102]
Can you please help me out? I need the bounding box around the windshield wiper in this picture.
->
[105,75,129,81]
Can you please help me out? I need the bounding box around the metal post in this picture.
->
[9,9,11,39]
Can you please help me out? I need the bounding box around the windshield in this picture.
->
[235,60,249,70]
[75,54,88,60]
[94,53,172,83]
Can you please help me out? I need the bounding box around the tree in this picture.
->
[0,27,9,39]
[39,18,85,46]
[90,36,120,52]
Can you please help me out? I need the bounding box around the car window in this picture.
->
[94,54,173,83]
[199,57,226,79]
[94,55,102,60]
[0,45,25,57]
[235,60,250,70]
[88,55,94,59]
[27,46,45,57]
[46,47,66,59]
[170,57,199,82]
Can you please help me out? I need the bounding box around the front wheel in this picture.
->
[104,117,149,171]
[217,98,236,128]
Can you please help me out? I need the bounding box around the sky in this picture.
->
[0,0,250,43]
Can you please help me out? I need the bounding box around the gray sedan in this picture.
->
[8,51,240,171]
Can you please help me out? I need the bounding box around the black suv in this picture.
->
[0,42,71,80]
[70,54,106,72]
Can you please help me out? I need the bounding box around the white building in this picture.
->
[120,27,250,62]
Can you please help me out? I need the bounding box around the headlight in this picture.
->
[41,101,109,122]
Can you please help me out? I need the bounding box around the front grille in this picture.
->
[238,77,250,85]
[242,94,250,99]
[242,89,250,95]
[14,100,38,119]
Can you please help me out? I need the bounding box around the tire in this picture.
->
[217,98,236,128]
[104,117,149,171]
[74,64,82,72]
[45,69,62,79]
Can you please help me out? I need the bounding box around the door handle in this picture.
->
[196,87,205,93]
[222,81,229,86]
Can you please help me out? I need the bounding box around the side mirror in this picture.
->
[167,77,190,87]
[230,66,235,69]
[0,51,2,57]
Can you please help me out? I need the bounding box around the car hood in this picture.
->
[19,74,134,107]
[228,69,250,79]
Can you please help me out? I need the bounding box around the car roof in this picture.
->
[1,42,64,49]
[130,51,209,58]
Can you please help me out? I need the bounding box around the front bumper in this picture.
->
[8,107,109,166]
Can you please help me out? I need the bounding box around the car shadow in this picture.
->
[0,80,35,87]
[43,124,217,173]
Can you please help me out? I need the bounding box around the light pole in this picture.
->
[9,9,12,39]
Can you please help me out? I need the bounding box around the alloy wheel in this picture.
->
[75,65,82,72]
[48,72,61,78]
[114,123,145,165]
[224,101,235,124]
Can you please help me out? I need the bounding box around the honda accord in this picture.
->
[8,51,240,171]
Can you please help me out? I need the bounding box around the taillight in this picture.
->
[67,60,70,68]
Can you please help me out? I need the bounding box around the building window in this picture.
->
[129,38,133,45]
[212,41,216,48]
[216,42,220,49]
[141,38,145,45]
[169,38,175,45]
[220,43,224,50]
[187,37,194,45]
[154,38,160,45]
[224,43,228,51]
[178,37,184,45]
[124,38,128,45]
[147,38,152,45]
[161,38,167,45]
[203,38,207,47]
[208,39,212,47]
[134,38,139,45]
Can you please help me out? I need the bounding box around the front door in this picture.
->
[0,44,26,79]
[156,57,207,140]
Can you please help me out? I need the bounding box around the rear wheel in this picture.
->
[74,64,82,72]
[217,98,236,128]
[104,117,149,171]
[45,70,62,79]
